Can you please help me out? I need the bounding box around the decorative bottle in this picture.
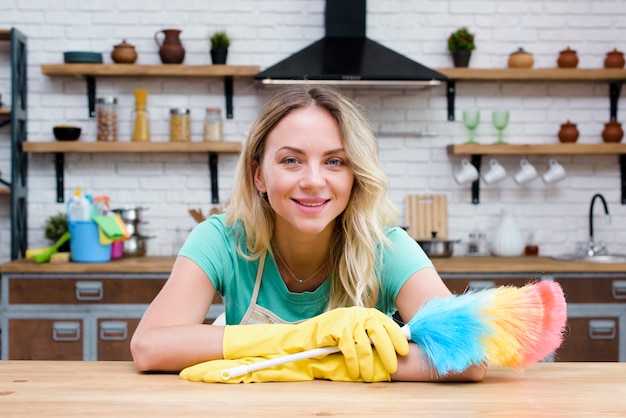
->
[132,89,150,142]
[491,209,525,257]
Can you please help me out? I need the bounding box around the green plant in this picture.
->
[448,27,476,52]
[210,30,231,50]
[44,212,68,241]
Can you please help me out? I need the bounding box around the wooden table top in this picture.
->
[2,256,625,274]
[1,361,625,417]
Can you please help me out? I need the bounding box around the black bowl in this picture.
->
[53,126,82,141]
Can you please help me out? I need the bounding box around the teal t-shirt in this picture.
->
[178,214,433,324]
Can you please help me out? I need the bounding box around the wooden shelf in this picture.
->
[437,68,626,82]
[24,141,242,204]
[23,141,241,153]
[0,29,10,41]
[41,63,261,119]
[448,143,626,155]
[41,64,260,78]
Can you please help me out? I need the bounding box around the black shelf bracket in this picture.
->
[224,76,234,119]
[446,80,456,121]
[55,153,65,202]
[470,154,482,204]
[620,154,626,205]
[609,81,622,121]
[86,75,96,118]
[209,152,219,203]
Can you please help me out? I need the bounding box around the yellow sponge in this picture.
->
[50,252,71,263]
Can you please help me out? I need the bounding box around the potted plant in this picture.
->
[44,212,70,252]
[448,27,475,67]
[210,30,230,64]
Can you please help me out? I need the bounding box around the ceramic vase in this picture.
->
[491,209,525,257]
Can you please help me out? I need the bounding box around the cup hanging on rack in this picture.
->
[454,158,479,184]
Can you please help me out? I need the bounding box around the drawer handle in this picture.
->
[612,281,626,300]
[75,281,103,301]
[99,321,128,341]
[588,319,616,340]
[52,322,81,342]
[467,281,495,292]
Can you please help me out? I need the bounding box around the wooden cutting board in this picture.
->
[405,194,448,239]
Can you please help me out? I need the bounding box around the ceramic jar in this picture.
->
[558,120,579,143]
[557,47,579,68]
[508,48,534,68]
[491,209,525,257]
[602,119,624,143]
[111,40,138,64]
[154,29,185,64]
[604,49,625,69]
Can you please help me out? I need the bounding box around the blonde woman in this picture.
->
[131,85,485,383]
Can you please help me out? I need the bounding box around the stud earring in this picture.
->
[259,191,267,198]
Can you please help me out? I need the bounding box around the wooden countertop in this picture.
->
[2,256,625,274]
[0,361,624,417]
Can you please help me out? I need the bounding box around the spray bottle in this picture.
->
[67,188,92,221]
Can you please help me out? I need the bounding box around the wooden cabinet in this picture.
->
[0,270,224,361]
[441,272,626,362]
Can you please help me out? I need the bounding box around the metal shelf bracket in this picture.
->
[446,80,456,121]
[610,81,622,121]
[470,154,482,204]
[55,153,64,203]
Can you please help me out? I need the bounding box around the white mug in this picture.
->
[542,158,566,184]
[514,158,538,184]
[482,158,507,184]
[454,158,479,184]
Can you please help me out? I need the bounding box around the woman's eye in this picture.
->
[327,158,344,167]
[282,156,299,165]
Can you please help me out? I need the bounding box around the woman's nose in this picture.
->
[299,164,326,189]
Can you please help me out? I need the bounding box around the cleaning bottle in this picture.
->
[67,189,92,221]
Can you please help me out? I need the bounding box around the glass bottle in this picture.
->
[170,108,191,142]
[203,107,223,142]
[132,89,150,142]
[96,97,118,141]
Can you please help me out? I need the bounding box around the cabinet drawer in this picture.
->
[9,318,84,360]
[97,318,140,361]
[443,277,538,295]
[555,317,619,362]
[8,277,166,304]
[556,278,626,304]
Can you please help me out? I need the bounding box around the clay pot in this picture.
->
[604,49,625,69]
[508,48,534,68]
[111,40,138,64]
[602,119,624,143]
[154,29,185,64]
[558,120,579,143]
[557,47,579,68]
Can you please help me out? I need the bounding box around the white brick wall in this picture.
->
[0,0,625,261]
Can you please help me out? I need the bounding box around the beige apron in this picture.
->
[213,252,301,326]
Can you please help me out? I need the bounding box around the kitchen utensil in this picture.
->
[189,208,206,223]
[558,120,579,143]
[111,40,138,64]
[542,158,566,184]
[155,29,185,64]
[454,158,479,184]
[123,235,153,257]
[508,47,534,68]
[462,110,480,144]
[604,48,625,68]
[63,51,103,63]
[492,208,525,256]
[513,158,538,184]
[492,111,509,144]
[33,232,71,264]
[557,47,578,68]
[112,206,148,223]
[405,194,448,239]
[53,126,81,141]
[415,232,459,258]
[219,281,566,380]
[602,119,623,143]
[482,158,507,184]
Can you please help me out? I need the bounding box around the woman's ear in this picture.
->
[252,160,266,193]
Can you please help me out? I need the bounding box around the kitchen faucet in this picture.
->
[585,193,612,256]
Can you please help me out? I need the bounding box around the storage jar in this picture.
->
[203,107,223,142]
[170,108,191,142]
[96,97,118,142]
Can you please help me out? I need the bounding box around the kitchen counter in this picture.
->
[0,361,624,417]
[2,256,625,274]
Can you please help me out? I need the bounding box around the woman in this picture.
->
[131,85,485,383]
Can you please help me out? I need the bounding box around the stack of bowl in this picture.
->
[112,206,151,257]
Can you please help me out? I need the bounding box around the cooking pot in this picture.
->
[123,235,153,257]
[416,232,460,258]
[112,206,148,223]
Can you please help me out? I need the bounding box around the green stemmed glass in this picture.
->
[492,111,510,144]
[462,110,480,144]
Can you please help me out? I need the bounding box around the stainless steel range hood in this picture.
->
[255,0,446,87]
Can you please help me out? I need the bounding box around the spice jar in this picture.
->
[132,89,150,142]
[96,97,118,142]
[170,108,191,142]
[203,107,223,142]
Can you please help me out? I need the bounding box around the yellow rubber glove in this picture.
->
[180,352,391,383]
[222,306,409,381]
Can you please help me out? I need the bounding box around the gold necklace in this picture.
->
[274,248,328,285]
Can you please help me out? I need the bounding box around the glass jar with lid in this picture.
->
[96,97,118,141]
[169,108,191,142]
[203,107,223,142]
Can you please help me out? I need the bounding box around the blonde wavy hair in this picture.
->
[225,85,399,309]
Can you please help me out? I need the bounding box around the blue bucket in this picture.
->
[69,220,112,263]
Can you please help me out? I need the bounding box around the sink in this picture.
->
[552,254,626,263]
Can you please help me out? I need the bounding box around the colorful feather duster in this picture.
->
[221,281,567,380]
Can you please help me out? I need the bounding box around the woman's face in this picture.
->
[254,105,355,238]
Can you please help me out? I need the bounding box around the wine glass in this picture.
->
[492,111,510,144]
[462,110,480,144]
